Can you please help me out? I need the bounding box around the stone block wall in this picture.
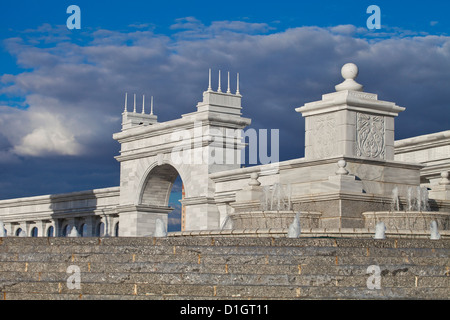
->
[0,236,448,300]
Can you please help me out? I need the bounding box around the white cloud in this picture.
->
[13,111,83,157]
[209,20,274,34]
[170,17,273,40]
[329,24,357,35]
[170,17,203,30]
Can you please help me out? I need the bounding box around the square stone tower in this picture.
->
[293,63,423,228]
[296,63,405,161]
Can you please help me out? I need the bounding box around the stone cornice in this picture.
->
[113,112,251,143]
[295,90,405,117]
[395,130,450,153]
[179,196,216,206]
[116,204,174,214]
[115,138,246,162]
[0,187,120,208]
[209,156,423,183]
[0,207,118,223]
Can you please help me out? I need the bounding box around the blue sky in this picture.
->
[1,1,449,229]
[1,1,449,76]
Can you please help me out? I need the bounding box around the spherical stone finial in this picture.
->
[341,63,359,80]
[335,62,364,92]
[336,160,349,175]
[249,172,261,186]
[439,171,450,185]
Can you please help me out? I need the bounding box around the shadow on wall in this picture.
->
[48,189,119,237]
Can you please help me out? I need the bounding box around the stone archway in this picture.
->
[139,164,180,207]
[114,76,251,236]
[140,163,184,233]
[117,162,185,236]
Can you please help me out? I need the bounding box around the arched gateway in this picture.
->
[113,72,251,236]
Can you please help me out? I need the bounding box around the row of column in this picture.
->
[3,215,119,237]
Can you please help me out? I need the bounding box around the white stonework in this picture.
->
[113,72,250,235]
[296,64,404,161]
[395,130,450,186]
[0,187,119,237]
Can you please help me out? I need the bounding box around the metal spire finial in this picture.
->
[150,96,154,115]
[217,70,222,93]
[207,68,212,92]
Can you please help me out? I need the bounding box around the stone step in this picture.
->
[0,292,257,300]
[1,244,448,260]
[1,279,449,300]
[0,243,450,259]
[0,292,165,300]
[1,261,448,279]
[2,237,449,249]
[0,252,447,269]
[1,269,448,288]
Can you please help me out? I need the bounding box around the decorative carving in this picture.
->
[313,114,336,158]
[349,91,377,100]
[356,113,385,159]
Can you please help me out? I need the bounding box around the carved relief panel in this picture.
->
[356,113,385,159]
[312,114,337,158]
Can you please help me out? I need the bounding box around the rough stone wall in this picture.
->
[0,237,448,300]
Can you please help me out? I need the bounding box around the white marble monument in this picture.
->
[0,63,449,237]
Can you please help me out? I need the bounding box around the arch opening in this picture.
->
[140,164,184,232]
[31,227,38,237]
[47,225,54,237]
